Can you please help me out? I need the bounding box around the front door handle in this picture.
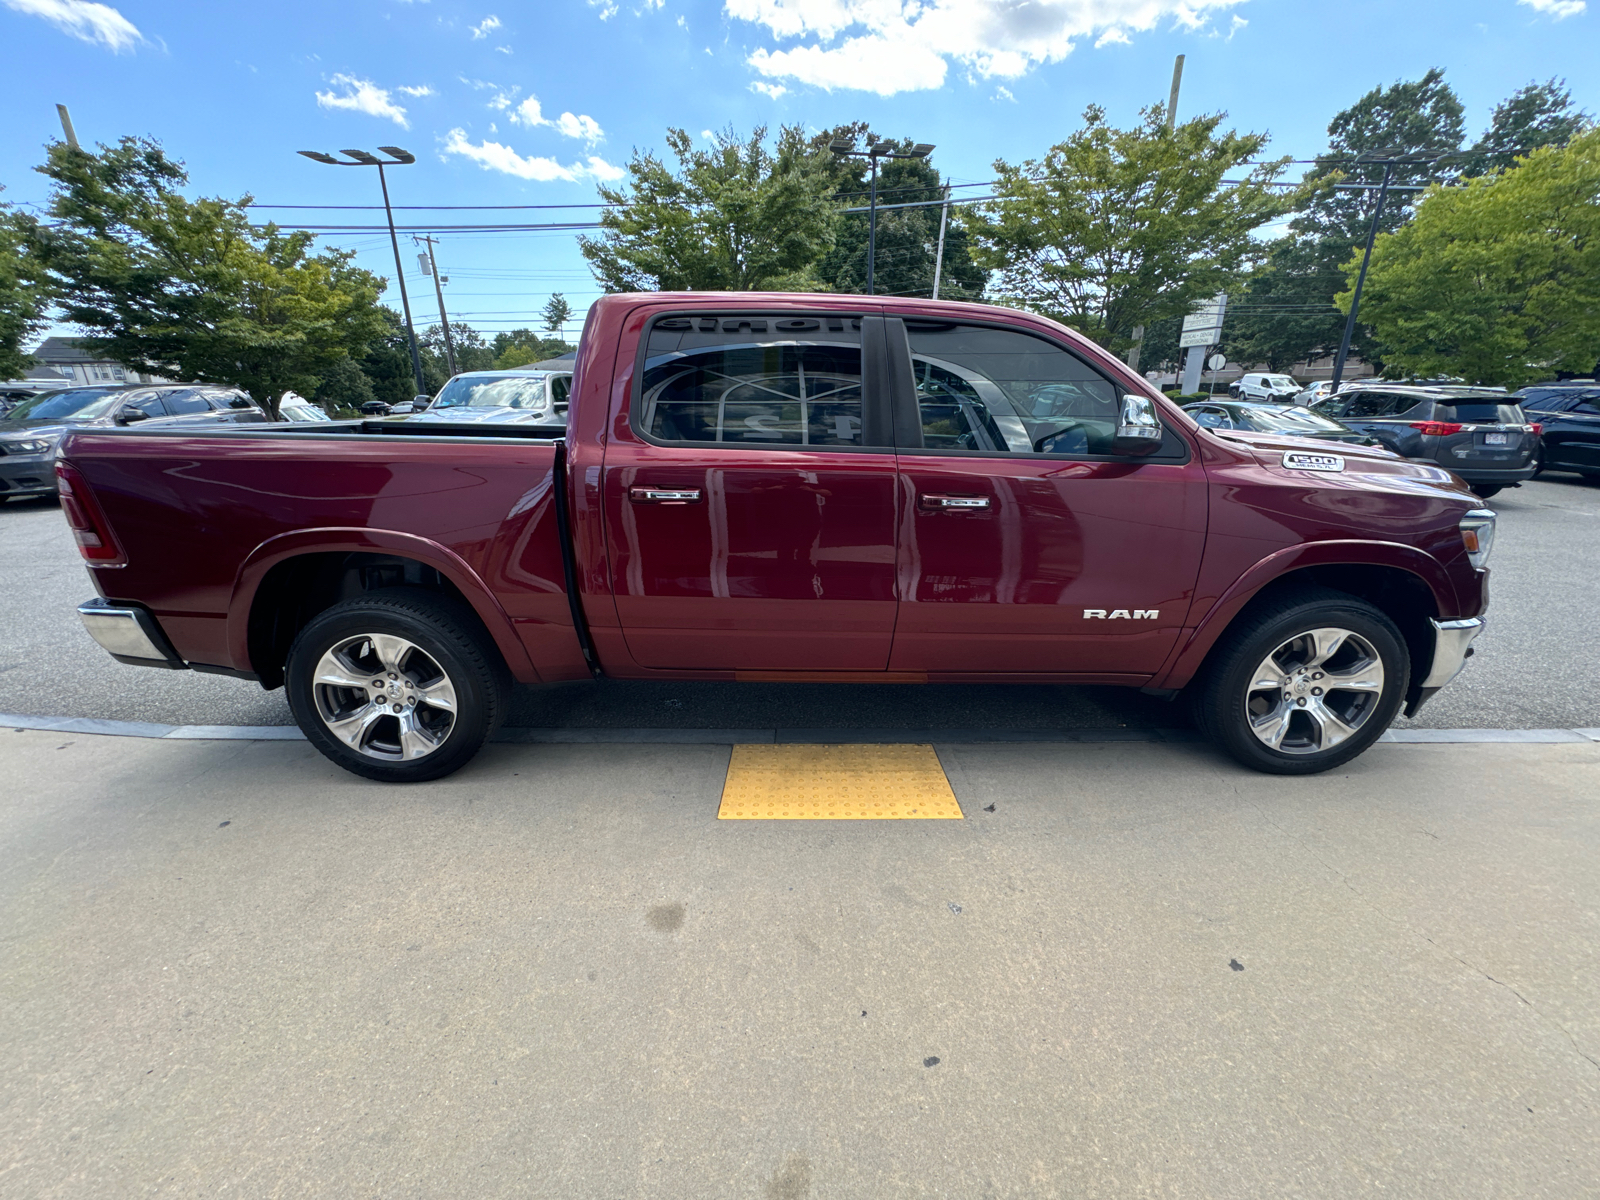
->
[919,493,990,511]
[630,486,702,505]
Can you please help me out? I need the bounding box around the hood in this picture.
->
[1209,429,1479,497]
[406,406,559,425]
[0,416,102,435]
[1212,428,1402,464]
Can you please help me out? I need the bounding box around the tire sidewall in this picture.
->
[1202,597,1409,775]
[286,595,500,783]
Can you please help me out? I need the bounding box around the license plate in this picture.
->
[1483,432,1508,445]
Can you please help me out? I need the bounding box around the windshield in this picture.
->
[1237,406,1345,433]
[431,374,548,410]
[2,387,122,421]
[1265,376,1297,388]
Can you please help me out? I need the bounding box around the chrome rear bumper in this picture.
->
[77,598,186,669]
[1421,616,1485,689]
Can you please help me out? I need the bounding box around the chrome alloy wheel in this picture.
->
[310,633,458,761]
[1244,627,1386,755]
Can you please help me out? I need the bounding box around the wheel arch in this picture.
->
[1155,541,1457,694]
[229,529,538,689]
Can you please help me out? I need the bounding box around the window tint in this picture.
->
[1437,401,1524,423]
[904,322,1121,455]
[640,314,865,447]
[162,389,213,416]
[1344,391,1408,418]
[122,393,167,420]
[224,392,255,410]
[1573,394,1600,416]
[550,375,570,409]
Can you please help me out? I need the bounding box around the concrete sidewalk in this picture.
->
[2,732,1597,1198]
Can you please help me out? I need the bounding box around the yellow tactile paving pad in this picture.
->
[718,744,963,820]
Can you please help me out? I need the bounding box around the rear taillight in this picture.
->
[55,462,126,566]
[1410,421,1464,437]
[1529,423,1542,436]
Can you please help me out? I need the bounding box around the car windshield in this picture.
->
[1237,407,1345,433]
[1265,376,1297,388]
[1,387,123,421]
[431,374,547,410]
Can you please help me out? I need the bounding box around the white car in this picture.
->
[1293,381,1339,407]
[409,369,571,425]
[1229,372,1302,403]
[277,392,332,422]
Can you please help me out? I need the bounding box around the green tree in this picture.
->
[32,137,390,419]
[312,355,375,416]
[0,190,49,380]
[580,126,838,292]
[966,104,1290,353]
[1225,69,1467,374]
[488,327,572,369]
[1464,78,1591,176]
[1349,128,1600,387]
[806,124,985,301]
[361,309,423,408]
[541,294,572,334]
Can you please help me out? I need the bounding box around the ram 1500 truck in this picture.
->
[60,293,1493,782]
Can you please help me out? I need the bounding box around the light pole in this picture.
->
[298,146,426,397]
[829,138,935,296]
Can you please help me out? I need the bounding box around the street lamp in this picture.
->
[298,146,427,397]
[829,138,935,295]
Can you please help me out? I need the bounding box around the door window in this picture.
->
[1343,391,1407,418]
[903,321,1125,456]
[1571,394,1600,416]
[120,392,167,421]
[639,314,867,447]
[162,389,213,416]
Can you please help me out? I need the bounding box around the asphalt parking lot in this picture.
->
[2,731,1596,1198]
[3,473,1598,733]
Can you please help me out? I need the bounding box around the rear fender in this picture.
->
[228,528,539,683]
[1150,540,1458,690]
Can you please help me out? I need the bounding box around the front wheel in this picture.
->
[1192,588,1409,775]
[285,588,509,782]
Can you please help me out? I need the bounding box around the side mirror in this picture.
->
[412,394,432,410]
[117,408,149,424]
[1111,394,1163,456]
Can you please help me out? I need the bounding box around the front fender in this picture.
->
[227,527,539,683]
[1150,539,1460,690]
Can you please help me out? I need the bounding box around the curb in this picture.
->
[4,712,1599,746]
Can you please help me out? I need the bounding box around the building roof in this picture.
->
[30,337,110,364]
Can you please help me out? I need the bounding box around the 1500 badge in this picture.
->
[1282,450,1345,472]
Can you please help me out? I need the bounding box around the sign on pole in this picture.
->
[1178,292,1227,348]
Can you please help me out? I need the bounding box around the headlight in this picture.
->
[1459,509,1496,570]
[1,437,57,455]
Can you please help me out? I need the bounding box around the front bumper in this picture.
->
[77,598,187,669]
[1421,617,1485,688]
[0,455,59,497]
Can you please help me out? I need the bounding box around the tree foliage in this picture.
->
[490,328,573,369]
[1465,78,1592,177]
[580,126,838,292]
[541,293,572,333]
[31,137,390,419]
[0,190,49,380]
[1350,128,1600,387]
[312,356,375,415]
[966,105,1289,353]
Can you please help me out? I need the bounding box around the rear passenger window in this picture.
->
[640,314,865,447]
[904,321,1122,455]
[163,389,212,416]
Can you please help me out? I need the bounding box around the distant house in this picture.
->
[27,338,168,386]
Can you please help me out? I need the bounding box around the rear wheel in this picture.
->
[286,588,509,782]
[1473,485,1503,500]
[1192,588,1408,775]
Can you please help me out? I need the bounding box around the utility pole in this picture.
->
[1166,54,1185,131]
[931,179,951,299]
[56,104,80,149]
[416,235,457,378]
[1330,160,1396,393]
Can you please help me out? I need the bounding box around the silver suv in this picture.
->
[1312,384,1537,499]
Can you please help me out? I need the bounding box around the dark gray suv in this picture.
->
[0,384,266,500]
[1312,384,1537,499]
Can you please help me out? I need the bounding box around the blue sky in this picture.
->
[4,0,1596,345]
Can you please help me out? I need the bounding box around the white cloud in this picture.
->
[396,83,435,96]
[676,13,687,26]
[315,75,410,127]
[1226,14,1246,38]
[496,44,512,52]
[3,0,144,51]
[1517,0,1585,15]
[442,129,623,181]
[750,80,788,98]
[992,85,1015,102]
[590,0,619,17]
[498,92,605,142]
[471,14,501,37]
[727,0,1245,95]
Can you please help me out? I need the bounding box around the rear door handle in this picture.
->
[919,493,991,511]
[629,486,702,505]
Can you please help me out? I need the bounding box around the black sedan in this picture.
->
[1516,383,1600,481]
[1181,400,1377,445]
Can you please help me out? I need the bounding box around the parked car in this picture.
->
[1229,372,1302,403]
[1181,401,1380,446]
[277,393,332,422]
[1311,384,1537,499]
[62,293,1491,783]
[1515,382,1600,481]
[359,400,393,417]
[1293,381,1338,407]
[2,383,265,501]
[409,369,572,425]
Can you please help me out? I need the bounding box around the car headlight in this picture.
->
[1459,508,1496,570]
[1,437,57,455]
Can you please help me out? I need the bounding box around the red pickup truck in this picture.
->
[59,293,1493,782]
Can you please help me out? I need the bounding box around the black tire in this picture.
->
[285,587,510,783]
[1473,485,1503,500]
[1191,587,1409,775]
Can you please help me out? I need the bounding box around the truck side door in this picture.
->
[887,316,1207,677]
[601,310,900,672]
